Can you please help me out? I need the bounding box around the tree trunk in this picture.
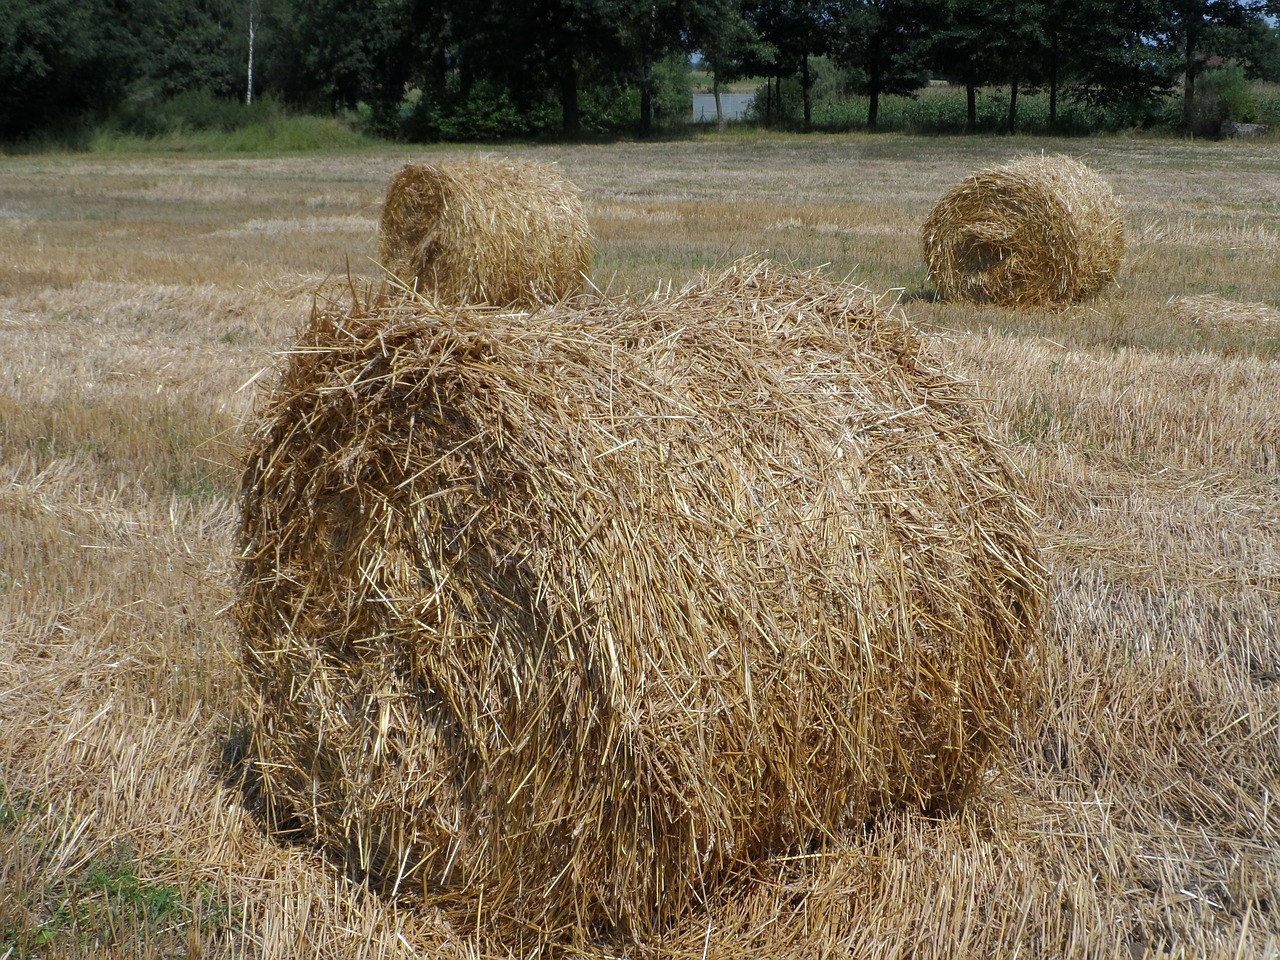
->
[1008,76,1019,133]
[1048,43,1058,130]
[1181,24,1198,131]
[801,53,812,132]
[867,61,880,130]
[966,83,977,132]
[561,61,580,136]
[640,57,653,138]
[713,73,725,130]
[246,0,255,106]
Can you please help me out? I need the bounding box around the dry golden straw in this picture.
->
[922,155,1123,306]
[234,260,1047,951]
[1167,293,1280,333]
[377,155,592,306]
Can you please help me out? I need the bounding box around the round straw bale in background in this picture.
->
[377,155,592,306]
[234,260,1046,949]
[922,155,1123,306]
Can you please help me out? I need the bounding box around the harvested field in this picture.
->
[0,135,1277,960]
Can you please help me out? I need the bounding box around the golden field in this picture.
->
[1,133,1277,959]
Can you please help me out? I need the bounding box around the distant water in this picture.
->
[692,93,755,123]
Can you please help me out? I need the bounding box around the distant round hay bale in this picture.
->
[234,260,1046,948]
[377,155,592,305]
[922,155,1123,306]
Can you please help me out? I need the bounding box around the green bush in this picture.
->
[578,83,642,134]
[402,80,558,141]
[401,55,691,141]
[746,58,851,128]
[747,79,1183,135]
[111,89,282,137]
[1191,65,1256,135]
[212,114,370,151]
[651,54,693,128]
[436,82,540,141]
[1251,83,1280,126]
[746,77,797,126]
[89,113,370,153]
[575,58,691,134]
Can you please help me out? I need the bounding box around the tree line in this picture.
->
[4,0,1279,142]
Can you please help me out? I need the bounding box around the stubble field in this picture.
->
[1,133,1278,959]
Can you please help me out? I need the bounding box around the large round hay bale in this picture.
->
[235,261,1045,949]
[922,155,1123,306]
[377,155,592,306]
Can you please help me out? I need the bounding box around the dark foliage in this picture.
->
[2,0,1277,142]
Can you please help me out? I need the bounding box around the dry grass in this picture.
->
[1,135,1277,959]
[922,155,1124,306]
[377,156,591,304]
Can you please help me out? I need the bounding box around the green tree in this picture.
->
[833,0,939,129]
[931,0,1062,132]
[409,0,507,112]
[474,0,630,136]
[1054,0,1175,128]
[271,0,419,124]
[1154,0,1274,129]
[746,0,836,130]
[1227,16,1280,80]
[686,0,760,129]
[931,0,1011,130]
[997,1,1047,131]
[144,0,247,99]
[524,0,594,135]
[0,0,137,139]
[614,0,687,136]
[402,0,629,138]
